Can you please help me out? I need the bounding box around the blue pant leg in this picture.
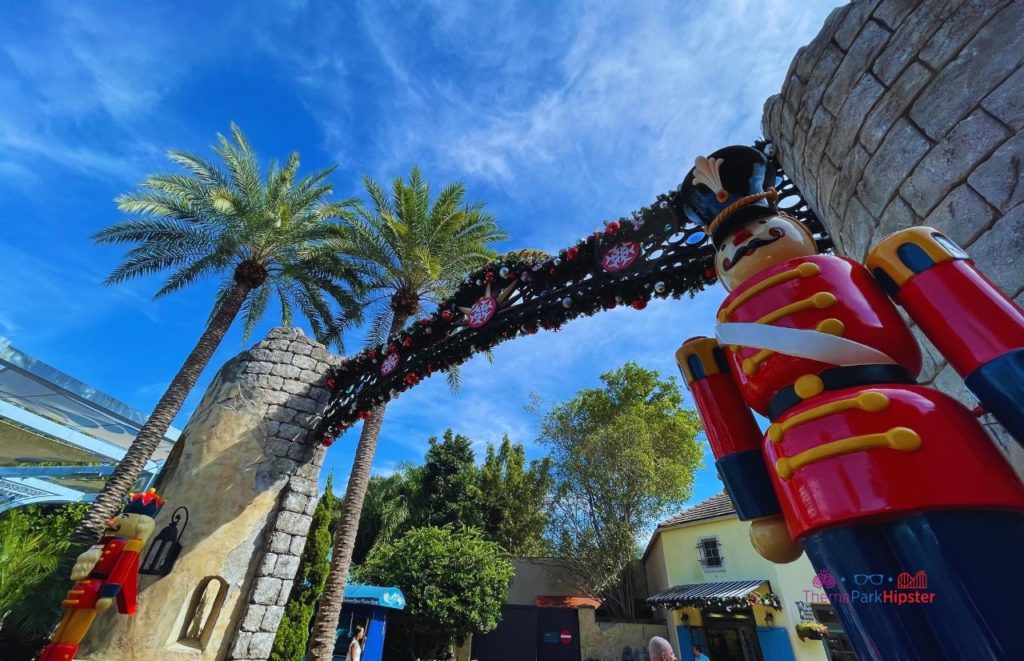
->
[885,510,1024,660]
[965,348,1024,447]
[802,525,943,661]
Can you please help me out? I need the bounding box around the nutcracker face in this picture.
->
[714,214,818,291]
[105,512,156,542]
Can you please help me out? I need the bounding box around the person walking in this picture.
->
[345,625,365,661]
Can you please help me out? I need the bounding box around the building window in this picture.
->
[179,576,229,649]
[697,536,724,570]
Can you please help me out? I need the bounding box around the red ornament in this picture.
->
[321,435,334,448]
[566,246,579,260]
[549,268,557,275]
[606,221,620,234]
[358,410,372,420]
[604,299,617,310]
[485,271,495,283]
[369,348,378,359]
[631,298,647,310]
[402,337,414,348]
[704,266,717,280]
[404,373,419,386]
[441,309,454,321]
[326,377,336,390]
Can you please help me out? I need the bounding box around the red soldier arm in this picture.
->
[867,227,1024,444]
[99,539,142,615]
[677,337,781,520]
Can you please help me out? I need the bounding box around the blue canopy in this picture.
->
[343,583,406,610]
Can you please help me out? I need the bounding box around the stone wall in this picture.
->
[762,0,1024,468]
[82,327,338,661]
[578,608,667,661]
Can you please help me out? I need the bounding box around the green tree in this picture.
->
[477,435,553,556]
[0,504,88,655]
[270,476,337,660]
[354,526,513,660]
[414,430,480,529]
[308,168,505,660]
[74,124,362,543]
[537,362,702,619]
[351,470,415,566]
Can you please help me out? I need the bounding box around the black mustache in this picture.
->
[722,228,784,271]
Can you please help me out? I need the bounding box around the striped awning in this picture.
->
[647,580,768,607]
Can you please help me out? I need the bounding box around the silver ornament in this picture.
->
[499,266,510,278]
[654,281,667,293]
[562,297,572,308]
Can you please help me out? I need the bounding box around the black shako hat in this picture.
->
[678,145,778,246]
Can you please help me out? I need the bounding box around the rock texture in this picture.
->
[82,327,338,660]
[763,0,1024,474]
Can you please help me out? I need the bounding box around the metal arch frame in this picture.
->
[316,143,828,437]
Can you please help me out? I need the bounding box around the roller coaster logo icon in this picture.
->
[896,570,928,590]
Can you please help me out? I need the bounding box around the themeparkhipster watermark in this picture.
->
[803,570,937,605]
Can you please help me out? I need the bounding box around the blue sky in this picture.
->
[0,0,843,515]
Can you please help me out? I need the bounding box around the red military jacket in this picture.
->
[717,254,1024,538]
[64,536,142,614]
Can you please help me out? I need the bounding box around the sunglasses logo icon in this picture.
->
[853,574,885,586]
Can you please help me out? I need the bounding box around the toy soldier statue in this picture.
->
[675,145,1024,659]
[39,488,165,661]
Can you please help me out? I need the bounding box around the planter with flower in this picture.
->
[795,621,829,641]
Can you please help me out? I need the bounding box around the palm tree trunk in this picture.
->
[307,313,409,661]
[72,282,251,543]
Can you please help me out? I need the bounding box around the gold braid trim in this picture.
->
[706,188,778,237]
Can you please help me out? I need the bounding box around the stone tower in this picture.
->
[81,327,338,660]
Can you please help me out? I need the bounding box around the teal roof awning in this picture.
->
[344,584,406,610]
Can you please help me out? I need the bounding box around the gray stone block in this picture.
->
[922,184,997,247]
[249,348,273,362]
[281,379,310,395]
[965,205,1024,297]
[263,390,291,405]
[872,0,916,31]
[913,2,1024,140]
[269,350,294,364]
[253,577,282,605]
[277,423,306,440]
[794,5,850,79]
[268,339,292,351]
[290,477,318,496]
[290,396,319,414]
[286,442,315,463]
[259,553,278,576]
[858,118,931,216]
[874,194,920,244]
[823,21,891,116]
[832,144,871,222]
[920,0,1011,71]
[834,0,883,51]
[276,579,294,605]
[266,438,291,458]
[902,110,1011,216]
[273,555,301,580]
[282,491,309,513]
[982,64,1024,131]
[289,341,313,355]
[290,535,308,555]
[872,0,954,85]
[836,196,876,260]
[292,354,317,370]
[968,133,1024,212]
[271,363,301,380]
[275,511,313,536]
[859,61,932,153]
[270,457,298,476]
[242,604,266,632]
[270,532,292,554]
[797,45,845,128]
[231,631,252,658]
[248,632,276,658]
[260,605,286,632]
[827,74,885,165]
[299,370,323,384]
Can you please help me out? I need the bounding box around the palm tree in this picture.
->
[306,167,506,660]
[72,124,362,543]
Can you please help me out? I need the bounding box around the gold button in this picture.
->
[794,375,825,400]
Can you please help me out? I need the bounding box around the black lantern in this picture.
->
[140,506,188,576]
